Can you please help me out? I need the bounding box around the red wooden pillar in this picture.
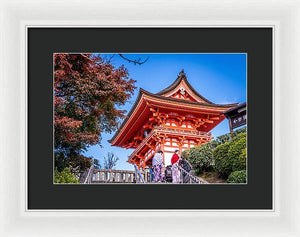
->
[161,142,165,165]
[179,145,183,155]
[178,136,183,156]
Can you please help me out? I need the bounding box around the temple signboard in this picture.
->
[223,102,247,132]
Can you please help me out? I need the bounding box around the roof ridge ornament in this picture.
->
[156,70,214,104]
[178,69,186,79]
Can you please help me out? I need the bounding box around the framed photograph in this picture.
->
[1,0,300,236]
[29,28,268,209]
[53,52,247,186]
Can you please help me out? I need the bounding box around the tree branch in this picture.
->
[118,54,149,65]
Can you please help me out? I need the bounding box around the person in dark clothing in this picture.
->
[180,157,195,183]
[180,157,192,172]
[148,165,154,182]
[164,165,173,183]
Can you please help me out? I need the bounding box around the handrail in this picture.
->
[83,163,94,184]
[134,164,145,183]
[178,166,208,184]
[155,126,212,137]
[89,163,206,184]
[93,168,135,174]
[92,169,136,183]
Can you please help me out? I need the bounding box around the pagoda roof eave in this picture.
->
[108,89,144,144]
[223,102,247,115]
[108,88,238,145]
[142,88,238,108]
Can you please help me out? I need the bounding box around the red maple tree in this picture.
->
[54,53,136,171]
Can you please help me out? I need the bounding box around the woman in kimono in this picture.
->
[171,149,181,183]
[152,150,164,182]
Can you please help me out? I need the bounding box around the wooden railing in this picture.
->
[92,168,152,183]
[155,126,212,137]
[88,166,207,184]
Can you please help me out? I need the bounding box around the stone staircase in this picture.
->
[81,164,207,184]
[81,167,151,184]
[92,168,148,183]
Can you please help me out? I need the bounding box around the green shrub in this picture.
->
[182,149,189,159]
[182,129,247,179]
[231,131,246,143]
[210,126,247,149]
[187,143,214,174]
[235,147,247,171]
[213,131,247,178]
[228,136,247,172]
[227,170,247,183]
[213,142,231,178]
[54,167,79,184]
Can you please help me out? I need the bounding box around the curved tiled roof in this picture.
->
[143,88,237,108]
[156,69,214,104]
[108,86,238,144]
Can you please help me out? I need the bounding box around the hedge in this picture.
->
[182,129,247,180]
[187,143,214,174]
[213,142,231,178]
[228,134,247,172]
[234,147,247,172]
[227,170,247,183]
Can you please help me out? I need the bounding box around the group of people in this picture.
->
[150,149,187,183]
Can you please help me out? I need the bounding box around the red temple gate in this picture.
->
[109,70,238,169]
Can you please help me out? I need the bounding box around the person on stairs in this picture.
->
[171,149,181,183]
[152,150,165,182]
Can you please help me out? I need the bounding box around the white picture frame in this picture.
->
[1,0,299,236]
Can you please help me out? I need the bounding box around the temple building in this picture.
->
[109,70,238,169]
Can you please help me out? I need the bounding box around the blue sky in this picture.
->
[84,53,247,170]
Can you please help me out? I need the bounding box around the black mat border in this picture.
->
[28,28,272,209]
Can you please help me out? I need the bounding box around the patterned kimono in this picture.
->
[152,153,164,182]
[172,161,181,183]
[153,163,164,182]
